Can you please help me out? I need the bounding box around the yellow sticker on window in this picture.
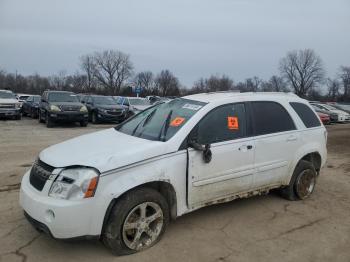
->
[227,116,239,130]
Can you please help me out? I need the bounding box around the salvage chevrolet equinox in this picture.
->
[20,92,327,255]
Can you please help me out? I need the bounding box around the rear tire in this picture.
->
[280,160,317,201]
[102,188,169,256]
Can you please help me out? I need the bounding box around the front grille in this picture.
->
[0,104,15,109]
[59,105,80,112]
[29,160,55,191]
[107,110,123,116]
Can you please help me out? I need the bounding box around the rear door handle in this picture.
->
[239,145,253,151]
[286,135,297,142]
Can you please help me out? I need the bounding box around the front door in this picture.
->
[187,103,255,207]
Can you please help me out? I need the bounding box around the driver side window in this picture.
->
[195,103,247,144]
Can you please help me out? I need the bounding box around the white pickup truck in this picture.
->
[20,92,327,255]
[0,89,21,119]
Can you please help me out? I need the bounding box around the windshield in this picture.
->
[48,92,79,102]
[321,104,337,110]
[117,98,207,141]
[92,96,117,105]
[33,96,41,102]
[129,98,150,106]
[0,91,16,99]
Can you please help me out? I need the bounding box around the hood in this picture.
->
[133,105,151,111]
[39,128,168,173]
[51,102,84,106]
[0,98,18,104]
[96,104,126,110]
[331,109,349,116]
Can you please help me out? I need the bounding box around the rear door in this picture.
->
[250,101,301,189]
[187,103,255,207]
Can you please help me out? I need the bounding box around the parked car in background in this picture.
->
[327,103,350,114]
[38,91,88,128]
[20,92,327,255]
[316,112,330,125]
[0,89,21,120]
[311,104,338,123]
[311,103,350,122]
[16,93,31,108]
[22,95,41,118]
[117,96,151,116]
[146,96,172,105]
[82,95,129,123]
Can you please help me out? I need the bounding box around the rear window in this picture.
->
[290,102,321,128]
[251,101,296,135]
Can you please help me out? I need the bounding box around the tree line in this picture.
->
[0,48,349,101]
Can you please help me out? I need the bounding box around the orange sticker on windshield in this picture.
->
[170,117,185,127]
[227,116,239,130]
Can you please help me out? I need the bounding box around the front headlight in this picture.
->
[50,105,61,112]
[49,168,99,200]
[98,108,107,113]
[15,103,21,109]
[80,106,88,112]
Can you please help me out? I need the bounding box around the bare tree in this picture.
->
[49,70,67,90]
[93,50,133,95]
[191,75,234,94]
[80,54,96,91]
[339,66,350,100]
[237,76,261,92]
[327,78,340,101]
[155,70,180,96]
[134,71,154,94]
[279,49,325,97]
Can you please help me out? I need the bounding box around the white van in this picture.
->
[20,92,327,255]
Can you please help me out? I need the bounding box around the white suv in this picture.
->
[20,92,327,255]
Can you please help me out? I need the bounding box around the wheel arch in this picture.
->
[101,180,177,235]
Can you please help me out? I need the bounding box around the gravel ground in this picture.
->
[0,117,349,262]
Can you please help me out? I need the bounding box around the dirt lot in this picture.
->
[0,118,349,262]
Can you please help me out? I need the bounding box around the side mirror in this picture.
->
[188,141,212,163]
[188,141,204,151]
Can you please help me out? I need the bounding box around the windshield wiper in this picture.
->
[158,110,173,142]
[130,108,158,136]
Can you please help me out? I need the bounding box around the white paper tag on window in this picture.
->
[182,104,202,111]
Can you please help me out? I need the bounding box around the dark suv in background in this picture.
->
[81,95,129,123]
[38,91,88,128]
[22,95,41,118]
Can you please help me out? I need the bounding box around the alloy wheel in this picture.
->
[122,202,164,251]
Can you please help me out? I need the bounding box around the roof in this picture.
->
[183,91,299,103]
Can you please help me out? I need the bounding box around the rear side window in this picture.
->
[195,103,247,144]
[251,101,295,136]
[290,102,321,128]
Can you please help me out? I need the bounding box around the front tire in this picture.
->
[102,188,169,256]
[38,111,44,123]
[280,160,317,201]
[46,113,54,128]
[80,120,88,127]
[92,112,99,124]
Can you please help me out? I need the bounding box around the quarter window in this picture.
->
[194,103,247,144]
[290,102,321,128]
[251,101,295,135]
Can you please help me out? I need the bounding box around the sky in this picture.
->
[0,0,349,87]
